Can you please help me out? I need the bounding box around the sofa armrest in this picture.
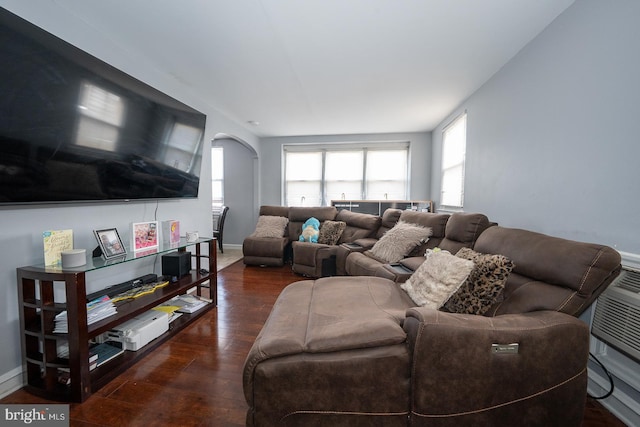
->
[242,236,289,266]
[403,308,589,426]
[293,241,338,262]
[292,241,341,277]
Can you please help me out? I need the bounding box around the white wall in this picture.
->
[430,1,640,423]
[259,132,432,206]
[0,1,258,396]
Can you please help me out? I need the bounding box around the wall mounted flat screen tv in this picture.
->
[0,7,207,205]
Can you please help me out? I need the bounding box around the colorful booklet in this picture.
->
[89,342,124,367]
[43,229,73,266]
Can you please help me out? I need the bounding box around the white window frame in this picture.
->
[440,113,467,209]
[283,142,409,207]
[211,146,224,212]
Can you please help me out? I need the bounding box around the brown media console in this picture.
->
[17,237,216,402]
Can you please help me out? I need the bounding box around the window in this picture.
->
[440,113,467,208]
[284,143,409,206]
[75,82,125,151]
[285,151,323,206]
[324,151,363,202]
[211,147,224,210]
[366,149,408,200]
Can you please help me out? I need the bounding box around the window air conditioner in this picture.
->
[592,267,640,364]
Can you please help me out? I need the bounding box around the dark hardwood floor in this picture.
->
[2,261,627,426]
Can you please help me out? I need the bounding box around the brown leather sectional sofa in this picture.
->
[242,207,622,426]
[244,205,384,272]
[341,210,492,281]
[243,205,491,280]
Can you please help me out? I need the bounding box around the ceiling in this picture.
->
[27,0,575,137]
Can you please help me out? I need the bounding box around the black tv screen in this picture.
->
[0,7,206,205]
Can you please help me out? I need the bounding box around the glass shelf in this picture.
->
[20,237,213,274]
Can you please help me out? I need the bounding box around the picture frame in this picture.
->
[131,221,159,252]
[93,228,127,259]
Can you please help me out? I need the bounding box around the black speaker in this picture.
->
[162,251,191,278]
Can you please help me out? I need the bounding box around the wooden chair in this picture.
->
[213,205,229,253]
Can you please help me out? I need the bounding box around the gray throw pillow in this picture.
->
[250,215,289,238]
[368,220,432,263]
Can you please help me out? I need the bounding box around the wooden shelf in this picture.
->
[17,238,217,402]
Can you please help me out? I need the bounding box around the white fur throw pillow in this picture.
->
[401,251,475,308]
[250,215,289,238]
[368,220,432,263]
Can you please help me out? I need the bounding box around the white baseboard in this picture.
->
[221,243,242,250]
[588,367,640,426]
[0,367,24,399]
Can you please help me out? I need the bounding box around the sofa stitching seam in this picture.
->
[303,281,315,351]
[411,366,586,418]
[556,247,605,314]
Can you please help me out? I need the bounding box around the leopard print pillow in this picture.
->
[318,220,347,245]
[441,247,514,315]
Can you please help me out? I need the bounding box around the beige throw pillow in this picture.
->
[368,220,432,263]
[250,215,289,238]
[401,251,475,308]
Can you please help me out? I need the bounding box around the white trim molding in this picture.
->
[0,367,24,400]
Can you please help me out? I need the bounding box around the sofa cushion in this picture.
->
[250,215,289,238]
[398,211,450,255]
[399,256,426,271]
[244,277,412,362]
[441,247,514,315]
[335,209,381,243]
[375,208,403,239]
[368,220,433,263]
[243,277,413,426]
[318,220,346,245]
[438,212,491,254]
[288,206,338,241]
[259,205,290,218]
[400,251,474,308]
[474,226,621,316]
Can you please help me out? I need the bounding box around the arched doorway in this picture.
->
[211,134,258,249]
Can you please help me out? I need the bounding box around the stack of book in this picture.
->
[54,295,117,333]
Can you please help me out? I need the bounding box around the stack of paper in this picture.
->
[154,294,209,315]
[54,295,117,333]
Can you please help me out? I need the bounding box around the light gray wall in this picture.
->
[430,1,640,423]
[259,132,432,206]
[0,1,258,395]
[431,0,640,254]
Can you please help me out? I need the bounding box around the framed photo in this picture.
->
[93,228,127,259]
[131,221,159,252]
